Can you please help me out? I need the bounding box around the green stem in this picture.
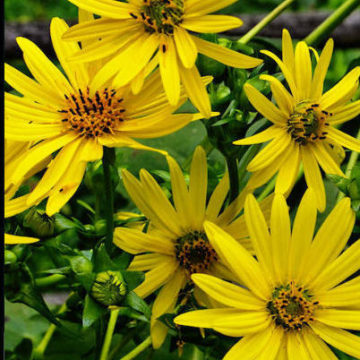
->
[35,274,66,288]
[238,0,295,44]
[32,302,67,359]
[226,156,239,203]
[102,147,115,253]
[119,336,152,360]
[305,0,360,46]
[257,176,277,202]
[100,309,120,360]
[336,128,360,202]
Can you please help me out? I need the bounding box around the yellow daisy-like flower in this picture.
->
[5,17,212,216]
[63,0,263,118]
[114,146,272,348]
[234,29,360,211]
[174,191,360,359]
[5,140,43,244]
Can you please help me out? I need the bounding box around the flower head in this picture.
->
[234,29,360,211]
[5,17,212,216]
[63,0,263,117]
[114,146,272,348]
[174,191,360,359]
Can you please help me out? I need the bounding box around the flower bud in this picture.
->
[24,209,55,238]
[4,250,17,265]
[71,256,93,274]
[91,271,127,306]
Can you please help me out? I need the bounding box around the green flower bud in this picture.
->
[24,209,55,238]
[94,220,107,236]
[91,271,127,307]
[4,250,17,265]
[348,180,360,201]
[326,174,351,194]
[71,256,93,274]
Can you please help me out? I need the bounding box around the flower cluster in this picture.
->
[4,1,360,359]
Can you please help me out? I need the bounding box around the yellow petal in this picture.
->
[303,197,355,288]
[312,142,345,176]
[270,194,291,283]
[233,126,283,145]
[204,221,270,300]
[300,145,326,212]
[282,29,295,72]
[310,39,334,99]
[50,18,89,90]
[243,83,288,125]
[275,141,300,195]
[179,63,212,118]
[191,273,265,310]
[330,100,360,125]
[247,133,291,172]
[289,189,317,281]
[310,322,360,359]
[151,270,186,349]
[244,194,273,278]
[287,331,311,359]
[185,0,238,17]
[260,74,293,115]
[114,227,174,255]
[182,15,242,33]
[189,146,207,229]
[5,121,64,141]
[193,36,263,69]
[206,172,229,221]
[5,233,39,245]
[128,253,171,271]
[312,239,360,292]
[174,27,197,69]
[294,41,312,99]
[320,67,360,110]
[66,0,134,19]
[5,195,33,218]
[159,37,180,105]
[302,329,337,360]
[316,309,360,330]
[134,259,178,298]
[326,127,360,153]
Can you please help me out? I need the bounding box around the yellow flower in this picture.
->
[113,146,272,348]
[5,17,212,216]
[63,0,263,117]
[5,140,42,244]
[234,29,360,211]
[174,191,360,359]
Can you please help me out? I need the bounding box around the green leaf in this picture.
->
[82,295,106,328]
[116,306,149,322]
[122,271,145,291]
[124,291,151,320]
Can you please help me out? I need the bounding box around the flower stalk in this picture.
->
[99,308,120,360]
[118,336,152,360]
[305,0,360,46]
[102,147,115,253]
[238,0,295,44]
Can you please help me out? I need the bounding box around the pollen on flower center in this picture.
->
[59,88,125,138]
[130,0,184,35]
[287,102,332,145]
[267,281,319,331]
[175,231,218,275]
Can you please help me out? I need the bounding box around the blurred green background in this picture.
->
[3,0,351,21]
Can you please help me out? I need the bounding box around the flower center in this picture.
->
[287,102,332,145]
[175,231,218,275]
[59,88,125,138]
[130,0,184,35]
[267,281,319,331]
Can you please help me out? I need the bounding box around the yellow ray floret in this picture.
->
[175,191,360,359]
[5,16,215,216]
[113,146,273,348]
[63,0,263,118]
[234,29,360,212]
